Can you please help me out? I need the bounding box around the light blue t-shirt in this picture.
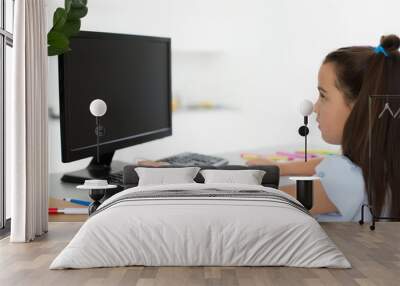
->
[313,154,371,222]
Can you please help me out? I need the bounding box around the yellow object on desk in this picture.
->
[296,149,340,155]
[241,153,290,162]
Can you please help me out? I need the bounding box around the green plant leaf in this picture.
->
[53,8,67,30]
[71,0,87,8]
[68,6,88,19]
[65,0,72,13]
[48,30,70,49]
[61,19,81,37]
[48,45,66,56]
[48,45,71,56]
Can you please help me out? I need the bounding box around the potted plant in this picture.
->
[47,0,88,56]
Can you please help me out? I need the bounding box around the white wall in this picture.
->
[46,0,400,173]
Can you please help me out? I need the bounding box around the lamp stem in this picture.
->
[96,116,100,164]
[305,131,307,162]
[304,116,308,163]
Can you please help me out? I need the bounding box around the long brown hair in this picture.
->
[323,35,400,217]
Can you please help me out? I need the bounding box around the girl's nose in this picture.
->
[313,100,319,114]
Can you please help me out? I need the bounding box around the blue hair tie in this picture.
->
[374,45,389,57]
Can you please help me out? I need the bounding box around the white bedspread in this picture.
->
[50,183,351,269]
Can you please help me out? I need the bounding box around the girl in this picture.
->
[247,34,400,222]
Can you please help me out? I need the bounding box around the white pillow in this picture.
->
[200,169,266,185]
[135,167,201,186]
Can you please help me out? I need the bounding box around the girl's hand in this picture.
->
[245,158,277,166]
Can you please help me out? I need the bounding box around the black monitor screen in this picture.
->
[59,31,172,162]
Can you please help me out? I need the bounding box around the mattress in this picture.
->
[50,183,351,269]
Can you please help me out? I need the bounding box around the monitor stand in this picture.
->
[60,151,128,184]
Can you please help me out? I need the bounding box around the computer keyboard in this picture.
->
[158,152,229,167]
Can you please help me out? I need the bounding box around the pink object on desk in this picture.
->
[276,151,317,160]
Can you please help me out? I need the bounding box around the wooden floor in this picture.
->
[0,222,399,286]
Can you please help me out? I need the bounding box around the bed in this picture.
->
[49,165,350,269]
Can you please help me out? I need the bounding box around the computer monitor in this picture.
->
[58,31,172,183]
